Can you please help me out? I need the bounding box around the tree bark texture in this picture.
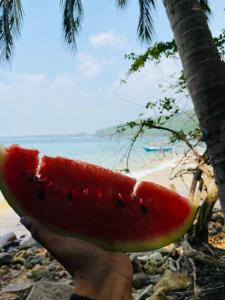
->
[163,0,225,214]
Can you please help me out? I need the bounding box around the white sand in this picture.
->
[0,191,30,237]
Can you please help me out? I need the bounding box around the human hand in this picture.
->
[20,217,133,300]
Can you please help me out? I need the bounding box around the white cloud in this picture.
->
[108,57,192,113]
[0,71,91,136]
[89,31,128,48]
[76,53,112,78]
[0,56,191,137]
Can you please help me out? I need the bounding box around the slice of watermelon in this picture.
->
[0,145,197,252]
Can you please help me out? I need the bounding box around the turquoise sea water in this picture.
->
[0,135,175,172]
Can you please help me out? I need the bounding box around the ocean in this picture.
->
[0,134,176,177]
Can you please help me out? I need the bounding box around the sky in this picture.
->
[0,1,224,136]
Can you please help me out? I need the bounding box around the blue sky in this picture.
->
[0,1,224,136]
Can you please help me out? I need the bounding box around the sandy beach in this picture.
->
[0,195,30,237]
[0,154,192,237]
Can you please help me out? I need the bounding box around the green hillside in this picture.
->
[95,111,199,137]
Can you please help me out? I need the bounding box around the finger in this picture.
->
[20,217,106,277]
[20,216,61,256]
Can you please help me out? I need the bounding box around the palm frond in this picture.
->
[116,0,129,8]
[199,0,212,17]
[138,0,156,43]
[0,0,23,62]
[60,0,83,50]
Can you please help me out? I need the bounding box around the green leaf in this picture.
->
[138,0,156,43]
[116,0,129,8]
[0,0,23,62]
[60,0,83,50]
[199,0,212,17]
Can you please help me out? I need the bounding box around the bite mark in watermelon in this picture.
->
[0,145,197,252]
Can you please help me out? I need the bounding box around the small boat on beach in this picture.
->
[144,146,173,153]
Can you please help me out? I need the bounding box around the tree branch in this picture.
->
[143,123,200,157]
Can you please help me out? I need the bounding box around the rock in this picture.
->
[144,262,158,275]
[0,232,17,249]
[12,264,22,270]
[137,252,164,267]
[15,249,30,258]
[58,270,68,278]
[0,252,12,266]
[130,254,142,274]
[216,225,223,233]
[158,248,172,256]
[148,275,161,284]
[26,249,37,258]
[48,262,57,272]
[163,258,177,272]
[19,237,40,250]
[3,240,20,252]
[137,254,151,263]
[35,247,46,254]
[144,252,164,275]
[55,264,64,272]
[41,257,50,266]
[149,252,164,265]
[136,285,153,300]
[2,282,33,293]
[133,273,151,290]
[149,270,191,300]
[31,268,48,281]
[211,211,224,224]
[1,270,20,280]
[0,264,9,270]
[154,270,191,291]
[209,228,218,236]
[25,255,44,268]
[0,292,18,300]
[26,281,74,300]
[12,256,25,265]
[7,248,18,257]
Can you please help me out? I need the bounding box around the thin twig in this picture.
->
[125,124,144,172]
[182,239,225,268]
[145,124,200,157]
[188,168,202,203]
[189,258,198,300]
[171,284,225,295]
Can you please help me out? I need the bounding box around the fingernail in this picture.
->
[20,217,32,230]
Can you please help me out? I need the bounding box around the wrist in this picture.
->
[74,269,132,300]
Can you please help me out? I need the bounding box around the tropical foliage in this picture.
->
[0,0,211,62]
[118,25,225,243]
[0,0,23,61]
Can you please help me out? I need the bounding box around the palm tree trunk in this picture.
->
[163,0,225,215]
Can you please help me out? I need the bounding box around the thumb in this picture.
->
[20,216,61,256]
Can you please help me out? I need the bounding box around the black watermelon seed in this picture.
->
[140,205,148,214]
[117,199,125,208]
[67,192,73,201]
[28,175,38,183]
[132,195,137,201]
[36,190,45,200]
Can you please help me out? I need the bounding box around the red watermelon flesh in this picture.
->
[0,145,197,252]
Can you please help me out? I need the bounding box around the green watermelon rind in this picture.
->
[47,205,197,252]
[0,147,198,252]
